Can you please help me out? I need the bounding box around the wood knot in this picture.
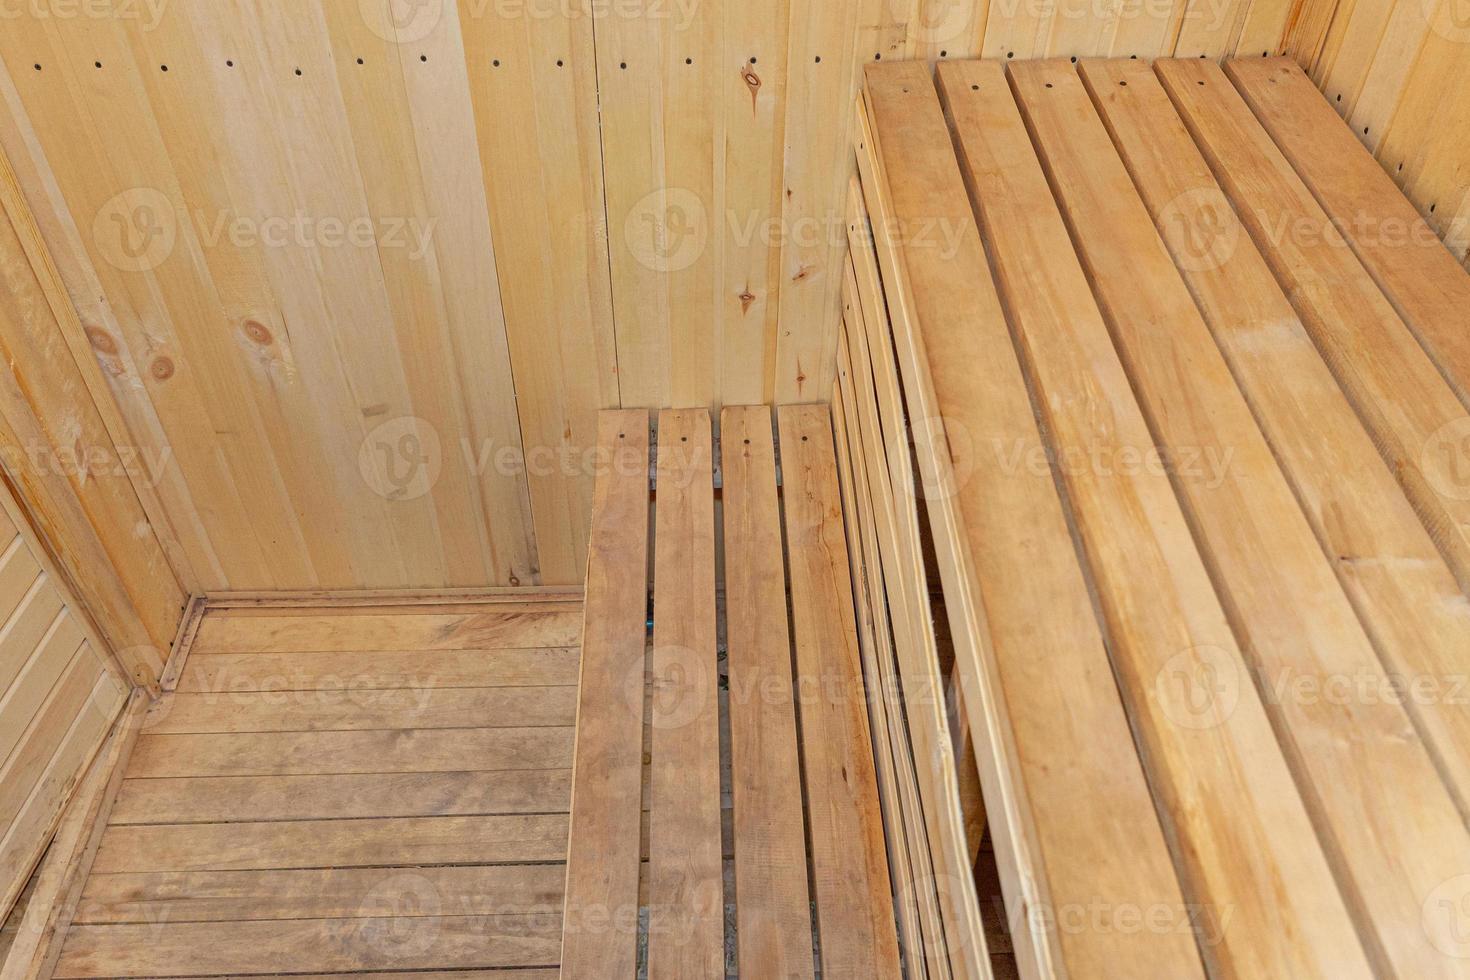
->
[742,67,761,91]
[150,356,176,381]
[738,289,756,314]
[84,326,118,355]
[242,319,274,345]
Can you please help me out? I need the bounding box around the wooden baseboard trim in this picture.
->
[158,594,207,694]
[202,586,585,610]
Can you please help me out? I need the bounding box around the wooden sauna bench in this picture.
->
[561,405,901,979]
[859,55,1470,979]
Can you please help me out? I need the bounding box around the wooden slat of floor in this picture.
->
[559,410,649,980]
[934,58,1370,978]
[778,404,903,980]
[56,598,583,978]
[1013,58,1470,978]
[720,405,815,979]
[647,408,723,979]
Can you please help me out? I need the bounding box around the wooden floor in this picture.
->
[53,599,583,978]
[861,55,1470,978]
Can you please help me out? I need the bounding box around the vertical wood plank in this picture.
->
[720,405,814,980]
[560,410,650,980]
[647,409,721,979]
[459,2,620,584]
[777,403,901,980]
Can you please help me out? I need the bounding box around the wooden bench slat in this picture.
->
[720,405,816,980]
[560,409,651,980]
[942,58,1370,978]
[1156,59,1470,594]
[1228,57,1470,410]
[869,59,1198,979]
[1084,52,1470,840]
[646,408,723,980]
[1018,58,1470,978]
[777,404,902,980]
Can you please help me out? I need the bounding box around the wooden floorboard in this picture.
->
[139,686,578,734]
[720,405,815,979]
[109,770,571,825]
[193,609,583,653]
[646,409,723,980]
[75,865,565,924]
[56,598,583,977]
[177,648,579,693]
[559,410,651,980]
[55,915,561,978]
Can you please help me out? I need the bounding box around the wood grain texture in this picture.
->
[778,404,902,979]
[646,409,722,979]
[720,405,814,979]
[1228,57,1470,400]
[947,57,1368,978]
[1085,50,1470,851]
[0,1,1352,601]
[1157,58,1470,599]
[559,411,649,980]
[870,60,1201,979]
[1024,58,1470,976]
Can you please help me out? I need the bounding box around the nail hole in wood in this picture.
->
[420,55,428,62]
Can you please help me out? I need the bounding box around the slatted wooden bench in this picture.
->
[560,405,902,979]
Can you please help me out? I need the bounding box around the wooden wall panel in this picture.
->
[1292,0,1470,259]
[2,0,1458,590]
[0,488,129,920]
[0,141,184,682]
